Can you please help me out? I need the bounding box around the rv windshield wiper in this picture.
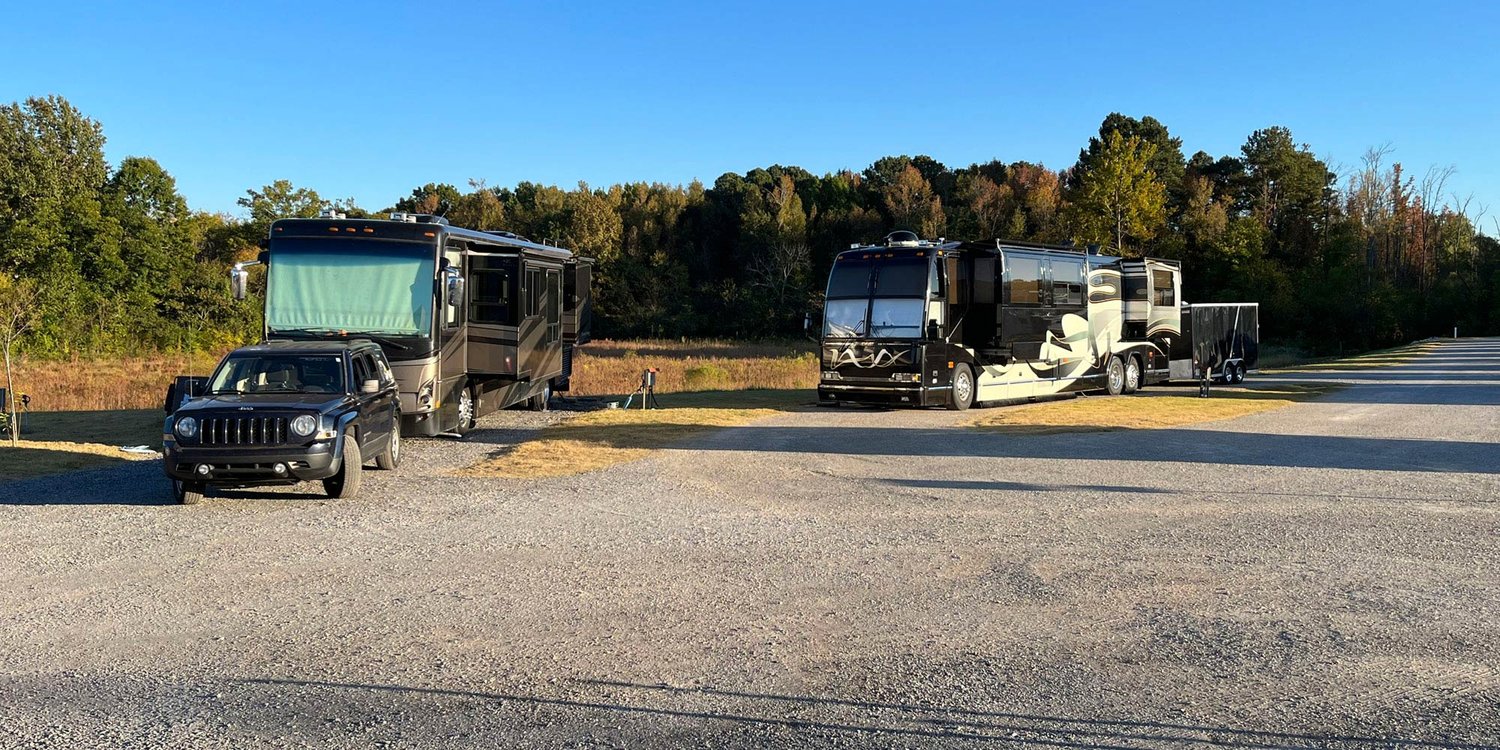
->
[272,327,411,352]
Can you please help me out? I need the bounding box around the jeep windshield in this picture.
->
[823,255,932,339]
[265,238,436,338]
[207,355,346,395]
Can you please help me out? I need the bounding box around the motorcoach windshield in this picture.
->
[266,238,436,338]
[823,255,931,339]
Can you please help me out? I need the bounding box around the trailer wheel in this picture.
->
[172,478,204,506]
[1123,355,1142,395]
[454,384,476,435]
[1104,355,1126,396]
[323,430,362,499]
[528,380,552,412]
[1229,363,1246,384]
[948,364,975,411]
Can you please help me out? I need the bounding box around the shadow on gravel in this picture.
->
[234,677,1494,749]
[690,425,1500,475]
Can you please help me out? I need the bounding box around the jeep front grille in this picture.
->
[200,416,289,446]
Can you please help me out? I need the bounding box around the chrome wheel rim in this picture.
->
[390,421,400,461]
[1109,362,1123,392]
[955,372,972,404]
[458,390,473,427]
[1126,360,1140,390]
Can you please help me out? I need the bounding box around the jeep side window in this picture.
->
[373,353,395,386]
[351,353,373,391]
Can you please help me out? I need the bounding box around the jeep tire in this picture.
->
[323,430,363,499]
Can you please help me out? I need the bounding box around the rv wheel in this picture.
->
[1104,356,1126,396]
[1123,355,1142,395]
[528,381,552,412]
[948,364,975,411]
[454,385,475,435]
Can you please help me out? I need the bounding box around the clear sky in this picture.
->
[4,1,1498,231]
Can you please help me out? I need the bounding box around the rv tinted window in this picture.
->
[470,257,518,325]
[826,259,873,298]
[1007,256,1043,305]
[1124,275,1148,300]
[1053,259,1084,306]
[874,257,929,298]
[1152,269,1176,306]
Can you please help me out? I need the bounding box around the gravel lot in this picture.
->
[0,340,1496,748]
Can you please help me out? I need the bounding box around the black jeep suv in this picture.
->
[163,340,401,504]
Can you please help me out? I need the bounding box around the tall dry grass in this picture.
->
[7,339,819,412]
[11,351,227,413]
[570,339,818,396]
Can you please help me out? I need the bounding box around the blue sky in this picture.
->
[4,1,1498,231]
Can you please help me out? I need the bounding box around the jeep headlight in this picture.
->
[174,416,198,439]
[290,415,317,437]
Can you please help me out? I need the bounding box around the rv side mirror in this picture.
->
[361,379,381,395]
[230,266,248,300]
[445,269,464,307]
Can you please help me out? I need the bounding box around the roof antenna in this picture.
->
[436,198,452,218]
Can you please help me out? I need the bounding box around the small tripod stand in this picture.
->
[621,368,661,410]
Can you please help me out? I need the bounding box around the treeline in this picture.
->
[3,96,1498,357]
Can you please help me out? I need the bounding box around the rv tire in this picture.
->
[454,384,475,435]
[528,381,551,412]
[948,364,975,411]
[1123,355,1142,395]
[1104,356,1126,396]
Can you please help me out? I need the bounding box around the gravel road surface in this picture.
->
[1,340,1496,748]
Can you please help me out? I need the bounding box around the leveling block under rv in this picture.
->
[816,231,1258,409]
[220,212,593,436]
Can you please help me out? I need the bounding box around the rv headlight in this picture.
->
[174,416,198,439]
[821,371,842,380]
[418,379,435,409]
[290,415,317,437]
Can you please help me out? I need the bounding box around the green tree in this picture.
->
[1067,131,1166,254]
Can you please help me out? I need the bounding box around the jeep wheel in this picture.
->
[323,430,363,499]
[173,478,204,506]
[375,418,401,470]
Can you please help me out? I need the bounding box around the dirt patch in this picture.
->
[458,400,790,479]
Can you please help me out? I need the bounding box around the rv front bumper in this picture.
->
[818,382,939,407]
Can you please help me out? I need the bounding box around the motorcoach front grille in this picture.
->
[200,416,289,446]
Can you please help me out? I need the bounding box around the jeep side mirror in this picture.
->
[361,379,381,395]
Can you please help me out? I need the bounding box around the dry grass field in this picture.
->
[966,383,1333,434]
[569,339,818,397]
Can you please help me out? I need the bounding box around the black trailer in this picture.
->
[1173,303,1259,383]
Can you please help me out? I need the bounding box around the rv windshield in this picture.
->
[266,238,436,337]
[823,256,930,339]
